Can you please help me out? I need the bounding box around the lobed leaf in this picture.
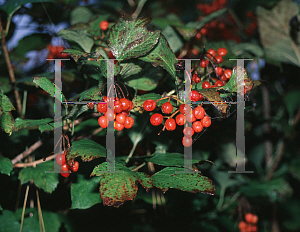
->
[0,156,13,176]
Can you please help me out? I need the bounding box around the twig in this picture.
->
[12,140,43,165]
[265,140,285,181]
[132,0,147,18]
[131,162,145,171]
[20,185,29,232]
[13,154,55,168]
[0,16,22,117]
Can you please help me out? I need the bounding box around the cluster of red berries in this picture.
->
[99,20,109,31]
[56,150,79,177]
[245,12,258,36]
[47,45,69,59]
[239,213,258,232]
[143,99,211,147]
[94,96,135,131]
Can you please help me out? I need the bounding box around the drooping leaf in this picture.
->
[198,88,228,115]
[18,162,59,193]
[151,167,215,195]
[107,14,160,60]
[14,118,54,132]
[119,62,143,79]
[0,93,15,112]
[70,6,94,25]
[123,63,163,91]
[257,0,300,66]
[0,156,13,176]
[33,77,66,101]
[66,139,106,162]
[162,26,183,53]
[71,175,102,209]
[0,77,12,94]
[91,162,153,206]
[284,90,300,118]
[140,34,177,78]
[78,86,102,101]
[0,0,54,17]
[58,29,94,52]
[62,49,86,62]
[0,111,15,134]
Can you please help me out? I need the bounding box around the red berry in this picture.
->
[97,102,107,113]
[116,113,127,124]
[87,103,94,109]
[183,127,194,137]
[217,47,227,56]
[201,116,211,127]
[56,151,66,165]
[193,74,201,84]
[191,48,199,55]
[215,55,223,64]
[201,59,209,68]
[215,67,223,76]
[215,80,224,87]
[189,90,200,102]
[224,69,232,79]
[105,109,115,121]
[251,225,257,232]
[202,81,211,89]
[192,121,203,133]
[165,118,176,131]
[98,116,108,128]
[124,116,134,129]
[162,102,173,114]
[120,98,129,111]
[220,74,227,81]
[186,110,196,123]
[114,100,123,113]
[200,27,208,35]
[114,121,124,131]
[251,215,258,224]
[127,101,134,111]
[150,113,163,126]
[175,114,186,126]
[60,163,70,177]
[238,221,247,230]
[194,106,205,119]
[207,48,216,59]
[195,32,202,40]
[245,213,253,224]
[182,136,193,147]
[179,104,191,114]
[143,99,156,111]
[102,96,108,102]
[70,161,79,172]
[100,20,109,30]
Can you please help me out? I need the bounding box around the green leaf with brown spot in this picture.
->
[18,162,59,193]
[139,34,177,78]
[107,14,160,60]
[0,111,15,134]
[91,162,153,206]
[0,156,13,176]
[152,167,215,195]
[199,88,228,115]
[67,139,106,162]
[0,93,15,113]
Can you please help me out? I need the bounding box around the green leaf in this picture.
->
[87,14,110,37]
[58,29,94,52]
[162,26,183,53]
[91,162,153,206]
[33,77,66,101]
[0,210,21,232]
[67,139,106,162]
[257,0,300,66]
[0,205,2,211]
[0,77,12,94]
[0,0,54,17]
[12,33,51,59]
[123,63,163,91]
[145,152,202,168]
[131,93,161,112]
[70,6,94,25]
[198,88,228,115]
[239,178,292,202]
[139,34,177,78]
[71,175,102,209]
[79,86,102,101]
[151,14,184,29]
[18,162,59,193]
[151,167,215,194]
[0,93,15,112]
[14,118,54,132]
[119,62,143,79]
[284,90,300,118]
[61,49,86,62]
[0,156,13,176]
[0,111,15,134]
[107,14,160,60]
